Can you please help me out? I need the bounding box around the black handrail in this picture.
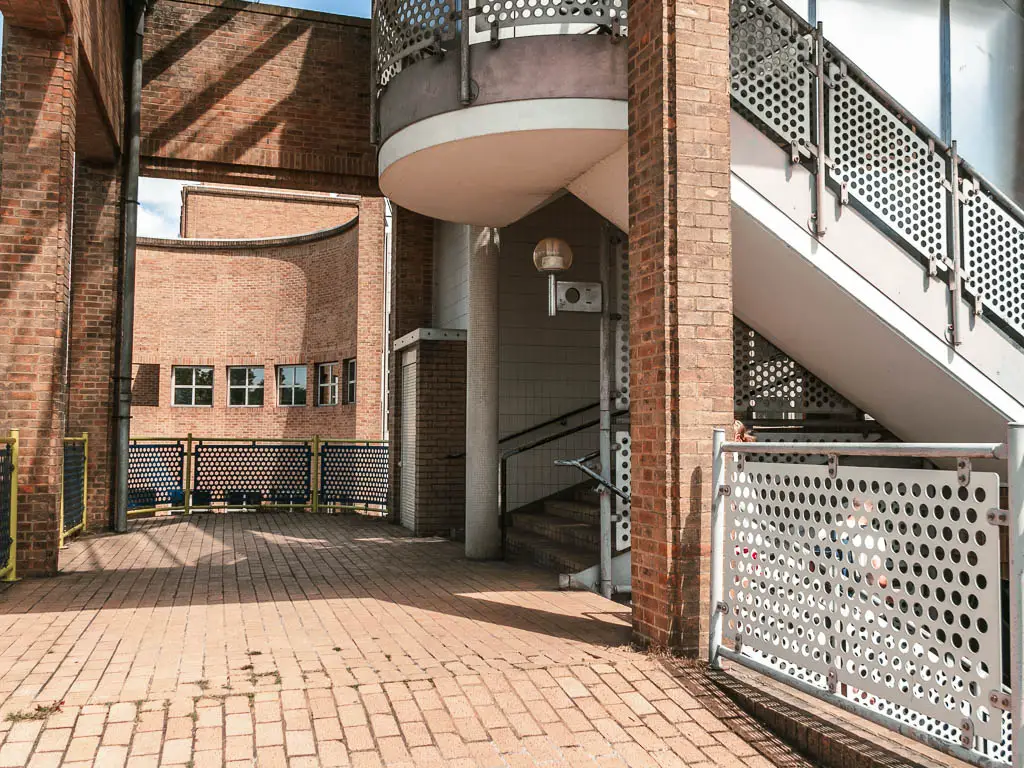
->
[447,400,600,459]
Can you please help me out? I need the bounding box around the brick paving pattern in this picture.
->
[0,513,806,767]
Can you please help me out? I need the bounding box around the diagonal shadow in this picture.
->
[143,4,250,88]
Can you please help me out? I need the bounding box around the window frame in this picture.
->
[317,362,339,407]
[342,358,357,405]
[277,364,308,407]
[227,365,265,408]
[171,365,214,408]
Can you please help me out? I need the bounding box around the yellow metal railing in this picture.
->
[60,432,88,547]
[127,435,389,517]
[0,430,19,582]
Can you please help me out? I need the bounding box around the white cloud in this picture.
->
[137,177,197,238]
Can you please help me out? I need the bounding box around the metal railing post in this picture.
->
[459,0,472,105]
[4,430,18,582]
[1010,423,1024,768]
[59,439,66,549]
[82,432,88,532]
[598,224,613,600]
[311,436,320,514]
[812,21,828,237]
[709,428,726,669]
[949,140,963,346]
[183,434,193,515]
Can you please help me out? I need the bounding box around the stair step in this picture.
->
[512,511,600,549]
[543,499,599,525]
[505,529,597,575]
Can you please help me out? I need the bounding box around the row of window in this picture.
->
[172,361,356,408]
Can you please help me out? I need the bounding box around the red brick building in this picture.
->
[131,185,385,441]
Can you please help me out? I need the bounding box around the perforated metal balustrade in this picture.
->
[128,442,185,510]
[0,444,12,577]
[320,443,389,507]
[192,442,313,506]
[730,0,1024,347]
[62,441,86,535]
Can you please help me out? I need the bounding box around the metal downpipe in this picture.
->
[114,0,147,533]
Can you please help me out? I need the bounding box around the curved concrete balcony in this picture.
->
[372,2,629,227]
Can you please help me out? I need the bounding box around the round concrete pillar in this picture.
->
[465,226,502,560]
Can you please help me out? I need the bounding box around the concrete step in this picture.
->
[543,499,599,525]
[512,510,600,550]
[506,528,597,575]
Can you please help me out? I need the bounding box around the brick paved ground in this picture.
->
[0,513,807,767]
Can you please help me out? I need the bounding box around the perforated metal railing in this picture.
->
[127,437,389,515]
[709,431,1023,767]
[61,434,88,543]
[730,0,1024,349]
[0,431,17,583]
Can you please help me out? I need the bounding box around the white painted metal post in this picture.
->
[598,225,613,599]
[709,427,727,669]
[466,226,502,560]
[1010,423,1024,768]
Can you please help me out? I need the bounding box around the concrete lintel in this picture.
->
[393,327,467,352]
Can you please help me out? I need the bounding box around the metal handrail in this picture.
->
[554,451,629,503]
[448,401,600,459]
[721,440,1006,460]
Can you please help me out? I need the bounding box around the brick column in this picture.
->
[356,197,386,440]
[627,0,732,653]
[68,163,122,531]
[0,26,79,574]
[386,207,435,521]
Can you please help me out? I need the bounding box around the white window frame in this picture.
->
[171,365,214,407]
[227,366,265,407]
[318,362,338,407]
[343,358,357,405]
[277,365,308,407]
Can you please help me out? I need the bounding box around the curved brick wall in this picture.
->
[131,206,384,440]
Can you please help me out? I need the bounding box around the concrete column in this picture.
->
[0,26,78,575]
[465,226,501,560]
[627,0,733,654]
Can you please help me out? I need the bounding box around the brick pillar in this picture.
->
[386,207,434,521]
[68,163,122,531]
[356,197,386,440]
[627,0,732,653]
[0,26,79,574]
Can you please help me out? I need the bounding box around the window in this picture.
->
[228,366,264,406]
[318,362,338,406]
[172,366,213,406]
[343,358,357,404]
[277,365,307,406]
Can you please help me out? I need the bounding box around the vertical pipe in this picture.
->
[59,439,66,549]
[459,0,472,105]
[709,427,726,668]
[598,225,613,600]
[465,226,501,560]
[1010,423,1024,768]
[939,0,952,146]
[114,1,147,533]
[949,140,963,347]
[808,0,817,26]
[812,22,828,237]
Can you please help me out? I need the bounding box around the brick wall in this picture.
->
[0,26,78,575]
[356,198,386,440]
[130,222,376,439]
[627,0,733,653]
[67,163,123,532]
[181,185,359,238]
[141,0,377,195]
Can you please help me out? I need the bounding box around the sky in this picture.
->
[135,0,370,238]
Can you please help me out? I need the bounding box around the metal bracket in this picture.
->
[490,20,500,47]
[975,295,984,317]
[957,457,971,487]
[928,257,938,278]
[718,484,731,497]
[611,16,623,41]
[839,181,848,206]
[790,144,801,165]
[988,690,1011,712]
[987,508,1009,527]
[826,668,839,694]
[715,601,728,615]
[736,454,745,473]
[959,717,975,749]
[827,453,838,479]
[428,28,445,58]
[735,634,743,653]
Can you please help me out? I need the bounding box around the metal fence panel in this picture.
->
[128,442,185,510]
[62,442,86,534]
[962,185,1024,340]
[0,445,12,575]
[722,459,1003,740]
[320,444,389,507]
[193,443,312,505]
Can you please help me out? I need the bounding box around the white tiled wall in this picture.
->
[430,196,606,511]
[498,196,602,509]
[433,221,469,330]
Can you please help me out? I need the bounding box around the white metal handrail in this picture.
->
[709,426,1024,768]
